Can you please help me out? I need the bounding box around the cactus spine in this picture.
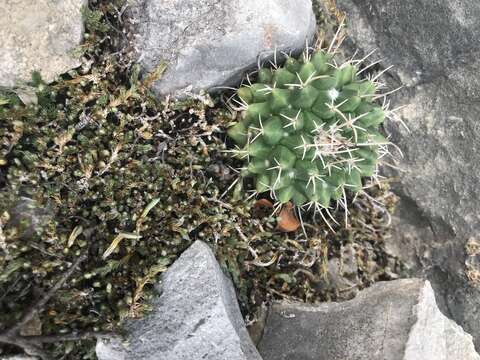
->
[228,47,395,217]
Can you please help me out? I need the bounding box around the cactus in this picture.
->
[227,48,396,216]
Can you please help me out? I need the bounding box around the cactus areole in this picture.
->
[228,50,391,209]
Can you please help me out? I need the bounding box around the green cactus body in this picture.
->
[228,50,388,208]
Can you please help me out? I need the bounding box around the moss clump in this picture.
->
[1,1,247,357]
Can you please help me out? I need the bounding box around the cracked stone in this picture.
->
[258,279,480,360]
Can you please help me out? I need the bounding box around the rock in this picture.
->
[129,0,316,97]
[96,240,261,360]
[19,313,42,337]
[95,337,126,360]
[0,0,87,87]
[258,279,480,360]
[7,197,52,240]
[319,244,360,300]
[336,0,480,348]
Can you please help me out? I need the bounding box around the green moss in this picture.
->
[81,5,110,34]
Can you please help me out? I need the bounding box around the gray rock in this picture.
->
[336,0,480,348]
[258,279,480,360]
[0,0,86,87]
[96,240,261,360]
[130,0,316,97]
[8,197,52,240]
[320,244,360,300]
[95,337,126,360]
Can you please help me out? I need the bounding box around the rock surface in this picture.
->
[336,0,480,348]
[130,0,316,97]
[7,197,52,240]
[0,0,86,87]
[96,240,261,360]
[258,279,480,360]
[320,244,360,300]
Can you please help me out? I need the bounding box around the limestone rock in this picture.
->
[129,0,317,97]
[7,197,52,240]
[95,337,126,360]
[96,240,261,360]
[0,0,87,87]
[258,279,480,360]
[336,0,480,348]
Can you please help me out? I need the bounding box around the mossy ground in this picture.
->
[0,1,404,358]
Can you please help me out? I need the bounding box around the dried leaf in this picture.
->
[102,232,142,259]
[67,225,83,248]
[277,202,300,232]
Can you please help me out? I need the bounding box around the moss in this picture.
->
[82,7,110,34]
[0,1,404,358]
